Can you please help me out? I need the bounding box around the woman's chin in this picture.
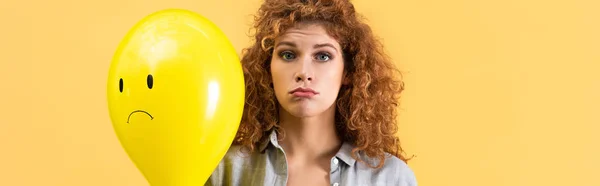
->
[282,105,322,118]
[288,109,318,118]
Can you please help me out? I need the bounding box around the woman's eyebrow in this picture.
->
[314,43,338,52]
[275,41,296,48]
[275,41,338,52]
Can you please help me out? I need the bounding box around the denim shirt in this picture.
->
[205,130,417,186]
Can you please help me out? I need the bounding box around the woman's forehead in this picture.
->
[275,24,341,48]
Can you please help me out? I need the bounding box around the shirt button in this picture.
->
[333,183,339,186]
[333,158,339,165]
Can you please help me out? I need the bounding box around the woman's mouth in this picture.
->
[289,87,319,98]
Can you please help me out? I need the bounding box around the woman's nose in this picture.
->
[295,72,313,82]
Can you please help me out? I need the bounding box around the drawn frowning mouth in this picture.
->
[127,110,154,123]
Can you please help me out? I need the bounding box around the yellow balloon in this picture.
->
[107,9,244,185]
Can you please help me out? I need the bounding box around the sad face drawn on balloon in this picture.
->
[119,74,155,123]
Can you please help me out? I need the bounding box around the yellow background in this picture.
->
[1,0,598,185]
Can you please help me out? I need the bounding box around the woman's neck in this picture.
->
[277,105,342,165]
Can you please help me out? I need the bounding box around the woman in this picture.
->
[207,0,416,185]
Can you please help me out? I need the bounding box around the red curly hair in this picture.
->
[234,0,411,168]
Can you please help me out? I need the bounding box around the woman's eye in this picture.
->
[280,51,296,61]
[315,53,331,62]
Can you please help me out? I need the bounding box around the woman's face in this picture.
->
[270,23,345,118]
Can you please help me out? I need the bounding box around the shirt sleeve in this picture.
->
[397,164,418,186]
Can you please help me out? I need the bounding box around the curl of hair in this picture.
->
[234,0,412,168]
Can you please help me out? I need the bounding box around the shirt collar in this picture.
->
[258,130,278,152]
[258,130,357,167]
[335,140,357,166]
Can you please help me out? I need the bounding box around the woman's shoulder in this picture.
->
[212,144,261,170]
[352,151,418,186]
[205,145,270,186]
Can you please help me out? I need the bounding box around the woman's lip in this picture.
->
[289,87,319,94]
[291,91,316,98]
